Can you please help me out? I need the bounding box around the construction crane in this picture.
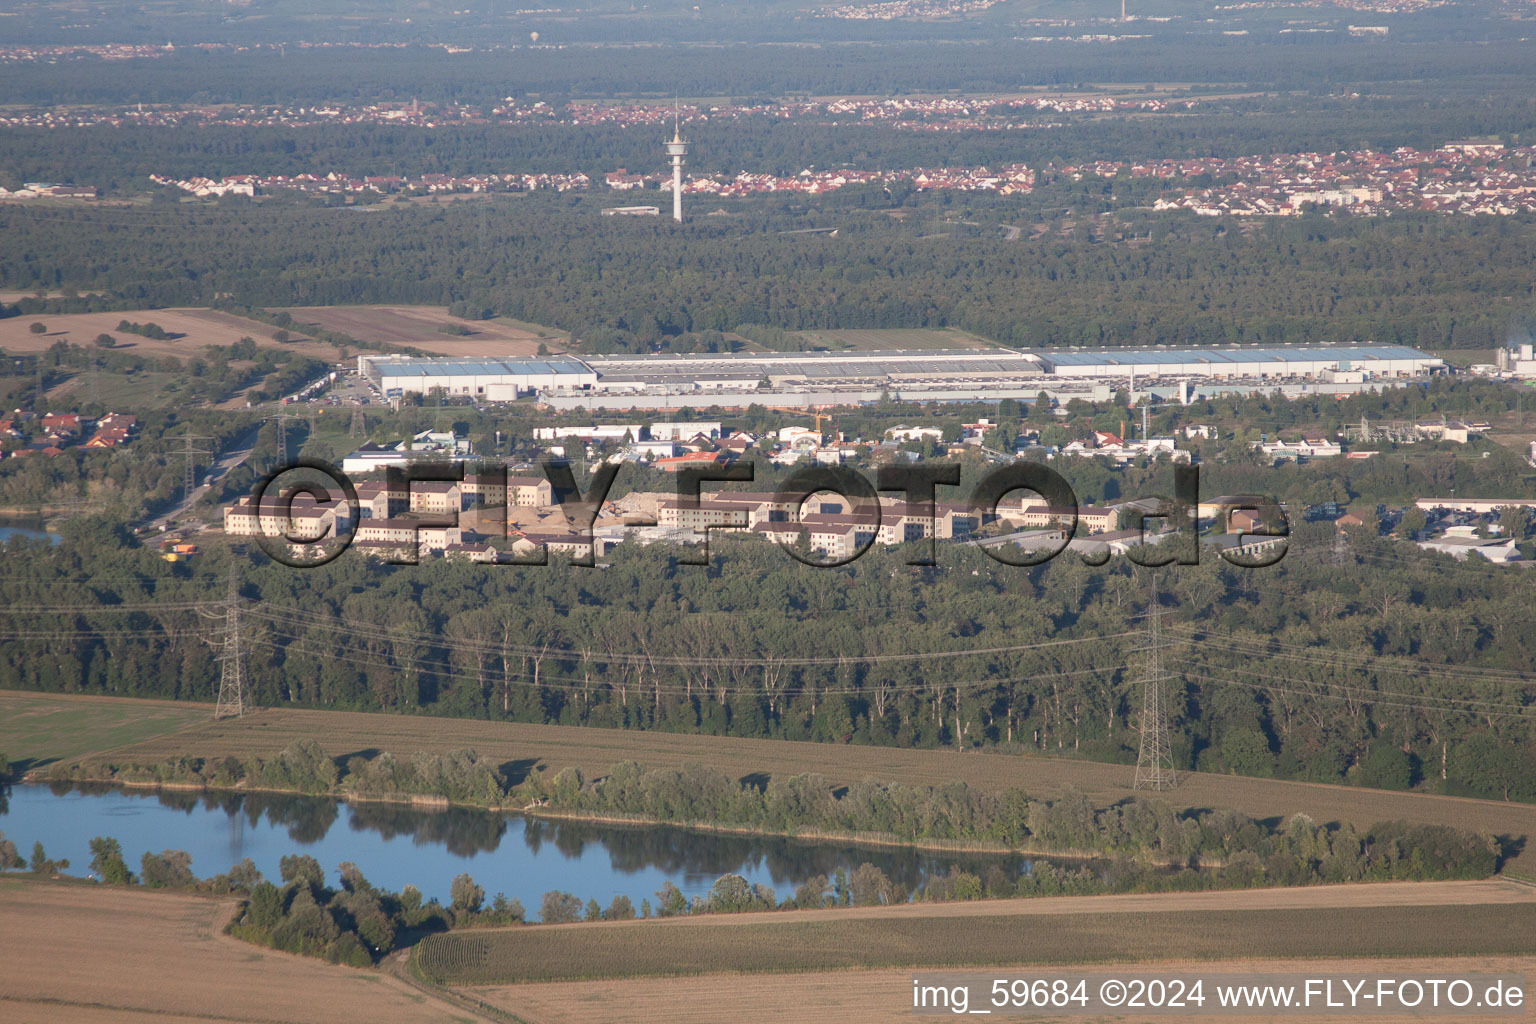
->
[765,406,833,435]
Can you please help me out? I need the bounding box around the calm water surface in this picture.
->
[0,524,59,545]
[0,783,1068,918]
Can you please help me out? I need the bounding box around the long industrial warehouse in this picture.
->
[358,344,1444,402]
[1037,345,1437,378]
[359,355,598,397]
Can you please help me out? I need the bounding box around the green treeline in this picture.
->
[518,760,1500,885]
[3,202,1532,352]
[39,744,1503,885]
[47,740,509,807]
[7,501,1536,801]
[0,36,1531,104]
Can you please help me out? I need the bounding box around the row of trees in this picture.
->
[521,761,1501,880]
[47,741,512,807]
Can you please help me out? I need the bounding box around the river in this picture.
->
[0,783,1087,918]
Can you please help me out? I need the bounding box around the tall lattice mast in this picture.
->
[1133,574,1178,790]
[214,568,248,719]
[178,433,213,504]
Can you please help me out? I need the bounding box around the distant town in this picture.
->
[13,139,1536,217]
[0,94,1186,133]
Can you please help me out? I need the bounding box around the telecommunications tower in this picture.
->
[665,104,688,222]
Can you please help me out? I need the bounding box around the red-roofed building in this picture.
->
[652,451,728,472]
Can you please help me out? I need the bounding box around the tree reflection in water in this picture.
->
[522,818,1039,894]
[346,803,509,857]
[35,783,1103,893]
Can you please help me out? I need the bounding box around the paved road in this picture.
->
[143,424,261,533]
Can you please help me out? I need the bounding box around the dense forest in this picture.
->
[3,202,1533,352]
[2,498,1534,801]
[3,34,1531,103]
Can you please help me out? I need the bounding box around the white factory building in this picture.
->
[1037,345,1442,379]
[355,344,1443,408]
[579,350,1047,394]
[358,355,597,398]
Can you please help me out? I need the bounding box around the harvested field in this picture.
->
[0,308,337,361]
[417,881,1536,984]
[279,305,567,355]
[0,879,476,1023]
[792,328,998,351]
[48,693,1536,875]
[471,953,1536,1024]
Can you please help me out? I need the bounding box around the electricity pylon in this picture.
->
[1133,575,1178,791]
[177,433,214,504]
[213,569,248,719]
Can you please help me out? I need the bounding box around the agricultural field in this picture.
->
[471,953,1536,1024]
[40,369,188,410]
[416,880,1536,985]
[278,305,567,356]
[0,879,470,1023]
[0,308,337,362]
[0,692,210,773]
[15,690,1535,877]
[791,328,999,351]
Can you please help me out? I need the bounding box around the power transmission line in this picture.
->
[1133,573,1177,791]
[241,605,1138,667]
[268,412,303,466]
[247,631,1122,700]
[1172,626,1536,687]
[1181,671,1536,722]
[174,432,214,505]
[212,568,249,719]
[0,601,211,614]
